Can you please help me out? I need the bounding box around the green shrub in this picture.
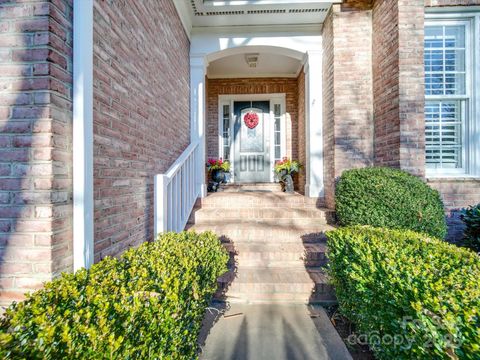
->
[461,204,480,252]
[327,226,480,360]
[0,231,229,359]
[335,167,447,239]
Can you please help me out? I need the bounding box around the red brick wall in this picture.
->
[206,77,299,177]
[0,0,73,307]
[322,5,374,208]
[428,179,480,241]
[322,11,335,208]
[372,0,400,168]
[398,0,425,176]
[372,0,425,176]
[296,70,306,194]
[92,0,190,262]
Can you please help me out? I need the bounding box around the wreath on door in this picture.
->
[244,112,259,129]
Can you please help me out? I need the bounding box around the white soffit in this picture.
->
[207,52,302,78]
[176,0,340,28]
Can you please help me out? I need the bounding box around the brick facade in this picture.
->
[322,5,375,208]
[0,0,73,307]
[322,11,335,208]
[1,0,480,309]
[92,0,190,262]
[428,179,480,241]
[372,0,425,176]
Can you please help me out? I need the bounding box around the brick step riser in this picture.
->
[214,297,337,305]
[189,209,329,222]
[214,288,336,304]
[197,201,324,209]
[231,259,328,268]
[217,282,334,295]
[187,226,332,239]
[197,199,329,210]
[225,249,328,268]
[188,218,328,227]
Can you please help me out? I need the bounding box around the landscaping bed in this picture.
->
[327,226,480,360]
[0,231,229,359]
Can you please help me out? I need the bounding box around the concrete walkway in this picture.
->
[199,303,353,360]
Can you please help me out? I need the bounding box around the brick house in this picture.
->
[0,0,479,307]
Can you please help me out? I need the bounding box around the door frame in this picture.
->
[218,93,286,183]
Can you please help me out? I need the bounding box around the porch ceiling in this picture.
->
[176,0,341,28]
[207,52,302,78]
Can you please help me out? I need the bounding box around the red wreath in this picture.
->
[244,112,259,129]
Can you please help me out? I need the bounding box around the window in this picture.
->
[424,21,470,174]
[221,104,231,160]
[273,103,282,162]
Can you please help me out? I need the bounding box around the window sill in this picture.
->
[426,175,480,182]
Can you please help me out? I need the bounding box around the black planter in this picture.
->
[211,169,226,183]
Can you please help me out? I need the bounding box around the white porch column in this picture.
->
[304,50,324,198]
[190,55,207,197]
[73,0,94,270]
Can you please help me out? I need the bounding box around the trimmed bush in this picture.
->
[0,231,229,359]
[327,226,480,360]
[461,204,480,252]
[335,167,447,239]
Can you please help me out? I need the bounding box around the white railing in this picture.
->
[154,140,202,235]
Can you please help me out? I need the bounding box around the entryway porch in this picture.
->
[185,183,351,359]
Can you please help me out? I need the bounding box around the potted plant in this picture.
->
[274,157,302,193]
[206,158,230,185]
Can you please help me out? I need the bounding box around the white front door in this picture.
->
[233,101,271,183]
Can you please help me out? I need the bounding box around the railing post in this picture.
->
[154,174,168,237]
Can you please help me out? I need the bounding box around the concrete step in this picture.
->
[197,192,326,209]
[188,217,329,227]
[186,224,335,243]
[215,267,336,305]
[223,242,328,268]
[188,207,330,224]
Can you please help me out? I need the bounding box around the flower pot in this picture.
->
[211,169,225,183]
[283,174,294,193]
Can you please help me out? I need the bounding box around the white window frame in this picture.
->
[218,94,286,183]
[425,10,480,178]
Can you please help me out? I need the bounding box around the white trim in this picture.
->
[190,56,208,197]
[172,0,193,39]
[73,0,94,271]
[424,15,479,178]
[426,6,480,15]
[218,94,286,183]
[191,24,323,35]
[304,50,324,198]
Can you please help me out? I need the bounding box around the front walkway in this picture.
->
[188,184,352,359]
[199,303,352,360]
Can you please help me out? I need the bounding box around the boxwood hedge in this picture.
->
[327,226,480,360]
[335,167,447,239]
[461,204,480,252]
[0,231,229,359]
